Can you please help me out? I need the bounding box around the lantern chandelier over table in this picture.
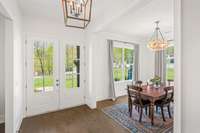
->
[62,0,92,29]
[147,21,169,51]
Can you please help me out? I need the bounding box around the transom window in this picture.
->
[113,45,135,82]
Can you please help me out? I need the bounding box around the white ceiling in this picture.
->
[18,0,64,22]
[103,0,174,40]
[18,0,135,23]
[18,0,173,40]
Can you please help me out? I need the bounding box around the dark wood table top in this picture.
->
[140,85,166,99]
[127,84,168,101]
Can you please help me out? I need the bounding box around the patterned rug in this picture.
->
[102,104,173,133]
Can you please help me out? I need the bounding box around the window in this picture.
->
[124,48,134,80]
[113,46,135,82]
[166,45,174,80]
[34,41,54,92]
[65,46,80,89]
[113,47,123,81]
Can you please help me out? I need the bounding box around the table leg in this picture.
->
[150,102,154,125]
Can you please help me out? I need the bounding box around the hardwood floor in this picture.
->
[20,96,129,133]
[0,123,5,133]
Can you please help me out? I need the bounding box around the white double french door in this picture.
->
[26,37,85,116]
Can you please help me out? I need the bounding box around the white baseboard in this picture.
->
[0,114,5,124]
[96,94,128,102]
[96,96,112,102]
[85,97,96,109]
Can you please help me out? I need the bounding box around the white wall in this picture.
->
[85,32,154,102]
[23,16,85,42]
[139,44,154,81]
[0,0,23,132]
[0,15,5,124]
[181,0,200,132]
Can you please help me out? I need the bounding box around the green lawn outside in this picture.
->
[113,68,122,81]
[113,68,175,81]
[34,76,78,91]
[34,76,53,88]
[34,68,174,91]
[166,68,174,80]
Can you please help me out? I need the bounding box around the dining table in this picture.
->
[128,84,169,125]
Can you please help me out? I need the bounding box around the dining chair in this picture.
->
[134,81,144,112]
[127,85,150,122]
[135,80,143,86]
[155,86,174,121]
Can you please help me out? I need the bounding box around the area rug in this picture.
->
[102,104,173,133]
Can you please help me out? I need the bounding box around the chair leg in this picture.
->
[161,106,166,122]
[139,107,143,122]
[129,104,133,117]
[156,106,159,113]
[128,99,132,117]
[145,107,148,115]
[167,105,172,118]
[148,106,151,117]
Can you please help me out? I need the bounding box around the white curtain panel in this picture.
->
[108,40,116,100]
[155,51,166,83]
[134,45,139,82]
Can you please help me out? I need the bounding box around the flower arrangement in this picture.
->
[150,76,161,86]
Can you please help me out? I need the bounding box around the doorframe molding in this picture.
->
[174,0,182,132]
[24,34,86,117]
[0,3,14,132]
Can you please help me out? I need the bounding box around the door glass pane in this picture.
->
[166,45,174,80]
[113,47,122,66]
[66,47,73,73]
[73,74,80,88]
[66,74,73,88]
[124,48,134,65]
[73,60,80,74]
[125,65,133,80]
[65,45,80,89]
[113,67,122,81]
[33,41,54,92]
[124,48,134,80]
[113,47,122,81]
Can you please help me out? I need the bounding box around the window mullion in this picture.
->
[122,48,125,81]
[42,42,45,92]
[72,46,74,88]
